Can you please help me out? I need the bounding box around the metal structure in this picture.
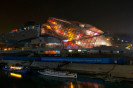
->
[41,17,111,49]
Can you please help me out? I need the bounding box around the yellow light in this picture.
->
[52,22,56,24]
[10,73,22,78]
[78,49,81,52]
[4,48,7,51]
[10,66,23,70]
[67,29,74,41]
[45,25,51,29]
[54,26,58,29]
[107,38,110,40]
[125,46,130,49]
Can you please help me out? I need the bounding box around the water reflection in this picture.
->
[76,81,103,88]
[10,73,22,78]
[39,75,104,88]
[70,82,74,88]
[0,71,132,88]
[62,81,103,88]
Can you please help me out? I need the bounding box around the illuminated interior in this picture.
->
[44,50,60,54]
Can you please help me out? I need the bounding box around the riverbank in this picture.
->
[1,60,133,80]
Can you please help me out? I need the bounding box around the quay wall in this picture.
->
[30,61,133,79]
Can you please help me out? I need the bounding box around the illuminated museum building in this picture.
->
[0,17,112,50]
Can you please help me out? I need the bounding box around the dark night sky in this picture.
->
[0,0,133,36]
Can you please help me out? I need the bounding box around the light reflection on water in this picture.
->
[10,73,22,78]
[0,71,132,88]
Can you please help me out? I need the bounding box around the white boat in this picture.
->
[38,69,77,78]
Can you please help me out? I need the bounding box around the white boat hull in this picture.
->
[38,71,77,78]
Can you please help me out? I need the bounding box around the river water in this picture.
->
[0,71,132,88]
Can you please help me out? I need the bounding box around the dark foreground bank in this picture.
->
[0,71,133,88]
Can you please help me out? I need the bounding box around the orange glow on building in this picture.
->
[41,17,112,49]
[45,25,52,30]
[12,29,18,32]
[44,50,60,54]
[52,22,56,24]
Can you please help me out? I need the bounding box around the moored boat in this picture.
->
[3,64,30,73]
[38,69,77,78]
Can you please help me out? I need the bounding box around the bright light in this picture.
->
[125,46,130,50]
[76,41,81,45]
[24,28,26,30]
[4,48,7,51]
[76,35,79,39]
[117,51,119,53]
[83,49,86,51]
[45,25,52,30]
[10,73,22,78]
[94,33,99,36]
[10,66,23,70]
[56,50,60,54]
[52,22,56,24]
[78,49,81,52]
[68,50,73,53]
[101,42,105,45]
[63,40,68,42]
[86,30,92,35]
[70,82,74,88]
[54,43,57,44]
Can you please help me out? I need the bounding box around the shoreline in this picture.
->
[1,59,133,80]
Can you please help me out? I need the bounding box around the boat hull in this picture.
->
[39,71,77,78]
